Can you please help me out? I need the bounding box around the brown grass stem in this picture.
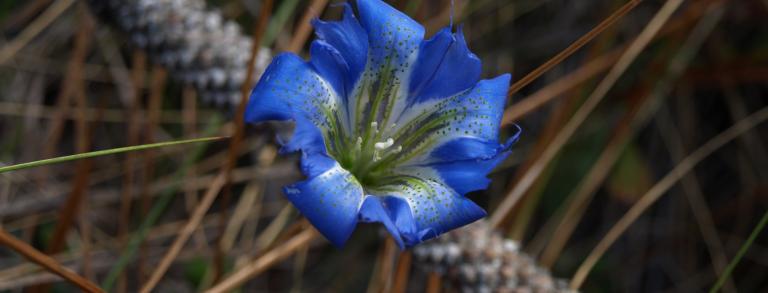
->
[140,173,227,293]
[426,272,441,293]
[391,251,413,293]
[0,229,104,293]
[45,5,95,254]
[505,0,641,98]
[489,0,684,228]
[656,107,736,292]
[286,0,328,53]
[570,105,768,289]
[205,228,319,293]
[215,0,274,282]
[0,0,75,65]
[539,1,725,269]
[500,0,723,125]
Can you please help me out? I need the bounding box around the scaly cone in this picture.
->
[413,220,577,293]
[87,0,272,107]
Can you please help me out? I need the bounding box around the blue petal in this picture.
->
[431,137,506,163]
[367,171,487,246]
[359,196,406,249]
[284,156,365,247]
[245,53,340,124]
[435,74,511,142]
[408,28,452,99]
[428,130,521,194]
[279,115,328,155]
[406,76,521,195]
[309,40,350,99]
[312,3,368,91]
[361,194,442,248]
[409,26,482,103]
[392,74,512,166]
[428,124,520,163]
[402,177,487,244]
[355,0,424,77]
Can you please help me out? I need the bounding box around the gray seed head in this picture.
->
[414,220,575,293]
[87,0,272,107]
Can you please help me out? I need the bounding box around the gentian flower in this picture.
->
[245,0,520,248]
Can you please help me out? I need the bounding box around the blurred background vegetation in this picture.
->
[0,0,766,292]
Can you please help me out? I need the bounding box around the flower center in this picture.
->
[316,56,486,193]
[321,61,414,191]
[334,121,404,189]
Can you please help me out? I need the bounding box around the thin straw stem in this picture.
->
[0,229,104,293]
[490,0,683,228]
[205,228,319,293]
[506,0,641,97]
[570,106,768,289]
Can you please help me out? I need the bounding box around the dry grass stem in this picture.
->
[656,108,736,292]
[140,173,227,293]
[489,0,684,228]
[0,229,104,293]
[570,105,768,289]
[216,0,274,280]
[1,0,53,30]
[501,0,723,125]
[206,228,319,293]
[286,0,328,53]
[367,237,397,293]
[505,0,641,98]
[426,272,441,293]
[0,0,75,65]
[501,50,620,125]
[45,4,95,257]
[391,251,413,293]
[0,102,219,124]
[538,1,725,267]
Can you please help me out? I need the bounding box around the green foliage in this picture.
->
[183,257,209,288]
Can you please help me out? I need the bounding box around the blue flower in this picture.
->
[245,0,520,248]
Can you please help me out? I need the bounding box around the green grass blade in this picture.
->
[709,209,768,292]
[262,0,301,47]
[0,136,226,174]
[101,115,224,291]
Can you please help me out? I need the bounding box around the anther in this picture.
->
[375,138,395,150]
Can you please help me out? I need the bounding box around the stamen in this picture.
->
[374,138,394,150]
